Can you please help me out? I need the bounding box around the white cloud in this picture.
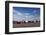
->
[13,10,40,21]
[24,13,30,16]
[13,9,23,16]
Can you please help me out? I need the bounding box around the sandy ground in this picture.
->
[13,22,40,28]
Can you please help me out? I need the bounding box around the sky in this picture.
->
[13,7,40,21]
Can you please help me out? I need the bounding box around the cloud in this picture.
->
[13,9,23,16]
[24,13,30,16]
[13,10,40,21]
